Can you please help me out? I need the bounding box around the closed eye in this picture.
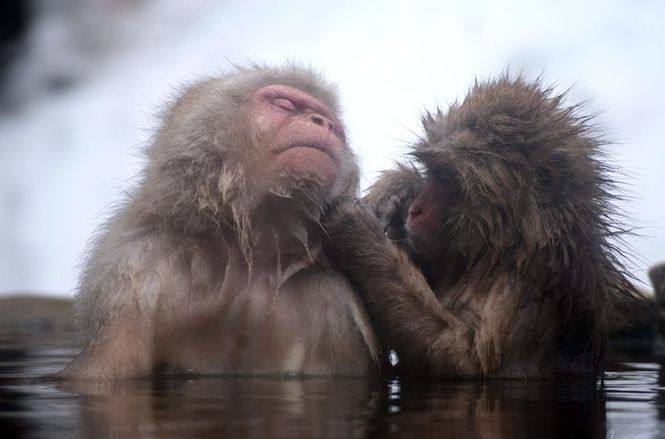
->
[272,97,296,111]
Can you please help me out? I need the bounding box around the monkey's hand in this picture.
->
[322,198,393,273]
[322,199,396,278]
[363,164,423,238]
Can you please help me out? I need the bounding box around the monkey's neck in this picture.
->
[227,196,324,275]
[422,251,468,294]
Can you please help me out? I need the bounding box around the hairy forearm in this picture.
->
[363,164,424,240]
[323,201,476,375]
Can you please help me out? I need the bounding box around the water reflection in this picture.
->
[56,378,379,438]
[1,333,664,438]
[367,378,607,438]
[605,361,664,438]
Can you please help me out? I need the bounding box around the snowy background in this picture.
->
[0,0,663,296]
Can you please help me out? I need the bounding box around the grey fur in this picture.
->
[62,64,377,378]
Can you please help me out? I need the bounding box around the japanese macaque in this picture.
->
[324,77,637,378]
[649,262,665,341]
[58,65,379,379]
[650,263,665,306]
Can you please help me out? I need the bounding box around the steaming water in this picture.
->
[0,333,662,438]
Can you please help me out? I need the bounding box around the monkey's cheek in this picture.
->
[406,210,436,236]
[274,147,338,187]
[406,231,434,257]
[406,218,438,255]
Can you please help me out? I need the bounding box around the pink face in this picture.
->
[250,84,347,187]
[405,176,455,255]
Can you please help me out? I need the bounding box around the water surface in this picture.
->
[0,332,662,438]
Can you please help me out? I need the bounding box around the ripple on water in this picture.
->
[1,333,665,438]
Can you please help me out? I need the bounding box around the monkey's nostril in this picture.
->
[309,112,344,140]
[311,114,325,126]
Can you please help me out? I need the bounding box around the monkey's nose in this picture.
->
[310,113,336,131]
[408,203,423,219]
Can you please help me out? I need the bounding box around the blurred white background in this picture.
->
[0,0,663,296]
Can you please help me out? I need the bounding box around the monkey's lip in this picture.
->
[271,140,340,165]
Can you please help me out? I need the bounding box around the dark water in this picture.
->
[0,333,663,438]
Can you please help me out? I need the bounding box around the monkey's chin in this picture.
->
[274,147,338,188]
[407,233,430,257]
[406,227,442,260]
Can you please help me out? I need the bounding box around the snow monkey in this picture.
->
[324,77,637,378]
[59,65,379,378]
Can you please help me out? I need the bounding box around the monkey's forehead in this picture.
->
[221,64,342,114]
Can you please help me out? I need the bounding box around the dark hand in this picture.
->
[322,198,387,268]
[363,165,423,240]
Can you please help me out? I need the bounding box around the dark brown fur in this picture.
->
[59,64,379,379]
[324,76,637,378]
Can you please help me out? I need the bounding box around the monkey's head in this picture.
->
[140,64,359,234]
[403,77,630,292]
[649,263,665,302]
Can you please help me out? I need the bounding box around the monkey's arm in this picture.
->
[323,201,478,376]
[56,236,172,379]
[363,164,423,241]
[57,317,155,379]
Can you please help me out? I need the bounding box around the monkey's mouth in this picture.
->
[272,141,340,166]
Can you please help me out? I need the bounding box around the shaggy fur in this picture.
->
[324,76,637,377]
[61,64,378,379]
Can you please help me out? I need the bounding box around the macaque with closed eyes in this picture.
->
[324,77,637,378]
[58,64,379,379]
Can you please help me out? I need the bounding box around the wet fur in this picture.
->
[62,64,378,378]
[324,76,637,377]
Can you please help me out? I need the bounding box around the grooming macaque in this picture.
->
[324,77,636,377]
[59,65,379,378]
